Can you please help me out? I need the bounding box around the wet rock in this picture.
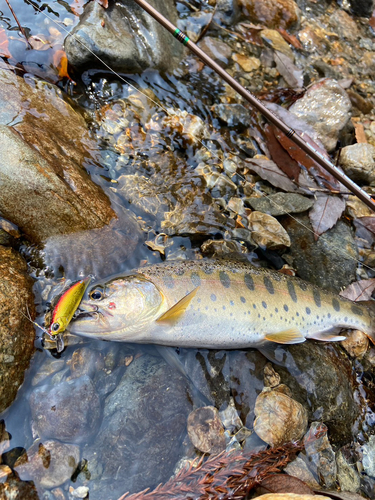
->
[32,358,65,387]
[232,53,261,72]
[336,446,361,493]
[253,387,308,447]
[67,347,104,379]
[187,406,226,454]
[347,90,373,114]
[340,329,369,358]
[69,486,89,498]
[283,214,357,293]
[15,439,80,489]
[304,422,337,489]
[329,10,360,41]
[339,143,375,185]
[284,456,320,489]
[65,0,182,73]
[84,354,192,498]
[29,375,101,443]
[260,29,294,60]
[0,471,39,500]
[201,238,248,257]
[362,435,375,478]
[346,196,374,218]
[349,0,375,17]
[264,362,281,388]
[0,70,115,244]
[0,247,35,414]
[248,211,291,249]
[289,79,352,152]
[213,0,240,26]
[239,0,300,29]
[247,193,313,216]
[274,342,360,445]
[198,36,232,66]
[211,103,251,127]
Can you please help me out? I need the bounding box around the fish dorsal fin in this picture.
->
[309,331,347,341]
[265,328,305,344]
[156,287,199,325]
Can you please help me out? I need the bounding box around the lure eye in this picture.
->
[90,289,104,300]
[51,322,61,333]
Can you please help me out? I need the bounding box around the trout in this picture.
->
[68,260,375,348]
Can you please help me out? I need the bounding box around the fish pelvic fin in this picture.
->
[361,300,375,344]
[265,328,305,344]
[156,287,199,325]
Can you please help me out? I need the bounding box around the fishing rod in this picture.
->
[132,0,375,213]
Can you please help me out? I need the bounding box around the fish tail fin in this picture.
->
[362,300,375,344]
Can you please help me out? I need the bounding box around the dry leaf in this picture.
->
[309,194,345,238]
[246,157,300,193]
[340,278,375,301]
[53,49,73,81]
[96,0,109,8]
[257,473,313,495]
[264,124,301,181]
[352,119,367,143]
[370,9,375,30]
[29,34,51,51]
[276,28,303,50]
[274,51,304,88]
[0,28,11,59]
[248,211,291,249]
[354,216,375,245]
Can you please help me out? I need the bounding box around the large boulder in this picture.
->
[64,0,183,73]
[0,247,35,414]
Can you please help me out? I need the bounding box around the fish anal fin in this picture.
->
[156,287,199,325]
[265,328,305,345]
[310,331,347,342]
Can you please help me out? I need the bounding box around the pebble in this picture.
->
[362,435,375,478]
[247,211,291,249]
[211,103,252,127]
[198,36,232,66]
[187,406,226,454]
[15,439,80,489]
[32,359,65,387]
[346,196,374,218]
[340,329,369,358]
[263,362,281,388]
[284,456,320,489]
[304,422,337,489]
[253,387,308,447]
[339,143,375,185]
[238,0,300,29]
[247,193,313,216]
[232,53,261,73]
[260,29,294,60]
[336,446,361,493]
[67,347,104,379]
[69,485,89,498]
[201,238,248,257]
[328,10,360,41]
[289,79,352,152]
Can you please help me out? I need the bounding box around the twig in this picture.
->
[4,0,31,48]
[195,1,217,43]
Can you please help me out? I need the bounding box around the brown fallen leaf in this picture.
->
[245,157,300,193]
[0,28,11,59]
[339,278,375,301]
[264,123,301,181]
[274,51,304,89]
[257,473,313,495]
[309,193,346,239]
[53,49,74,81]
[276,28,303,50]
[352,118,367,143]
[370,8,375,30]
[354,216,375,245]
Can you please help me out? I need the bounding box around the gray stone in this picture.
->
[64,0,182,73]
[349,0,375,17]
[282,214,357,293]
[0,69,116,244]
[289,79,352,152]
[213,0,240,25]
[336,446,361,492]
[339,143,375,185]
[84,354,192,499]
[305,422,337,489]
[15,439,80,489]
[274,342,360,445]
[211,103,251,127]
[29,375,101,443]
[247,193,314,216]
[198,36,232,66]
[0,247,35,413]
[362,435,375,478]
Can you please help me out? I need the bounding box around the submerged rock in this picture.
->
[247,193,314,216]
[239,0,300,29]
[0,247,35,414]
[289,79,352,152]
[304,422,337,489]
[64,0,182,73]
[0,70,115,244]
[187,406,226,454]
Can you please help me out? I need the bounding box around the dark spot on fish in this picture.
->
[263,317,266,321]
[223,306,226,310]
[258,313,261,318]
[174,268,185,276]
[230,313,233,317]
[284,304,289,312]
[270,313,273,317]
[240,296,246,304]
[163,275,175,289]
[292,316,294,320]
[211,294,217,302]
[296,312,299,317]
[262,301,267,309]
[253,304,256,309]
[298,281,308,292]
[244,274,255,291]
[306,307,311,315]
[313,289,321,308]
[264,276,274,295]
[328,313,331,318]
[275,307,279,313]
[332,298,340,312]
[287,281,298,303]
[203,265,214,275]
[191,272,201,287]
[230,300,234,306]
[351,305,363,316]
[220,271,231,289]
[344,316,348,322]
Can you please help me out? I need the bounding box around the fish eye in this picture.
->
[90,289,104,300]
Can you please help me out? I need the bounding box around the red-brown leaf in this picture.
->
[257,474,313,495]
[370,9,375,30]
[340,278,375,302]
[245,157,300,193]
[264,123,301,181]
[96,0,108,8]
[309,193,345,239]
[53,49,73,81]
[0,28,11,59]
[276,28,303,50]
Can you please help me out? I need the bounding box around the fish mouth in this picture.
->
[69,303,111,333]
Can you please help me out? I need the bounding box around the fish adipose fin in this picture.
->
[156,287,199,325]
[265,328,305,344]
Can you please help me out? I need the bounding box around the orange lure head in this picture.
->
[48,277,91,336]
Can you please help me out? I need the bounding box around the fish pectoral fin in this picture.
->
[265,328,305,344]
[156,287,199,325]
[309,331,347,341]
